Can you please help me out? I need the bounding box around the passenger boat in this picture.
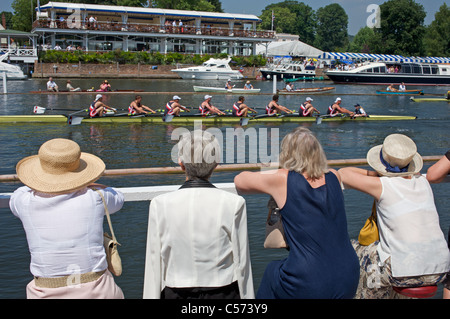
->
[193,86,260,94]
[29,89,145,94]
[171,57,243,80]
[259,57,317,80]
[277,87,335,95]
[376,89,424,95]
[325,62,450,86]
[0,114,417,124]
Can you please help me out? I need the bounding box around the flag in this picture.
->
[272,10,275,22]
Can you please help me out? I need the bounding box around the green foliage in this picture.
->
[423,3,449,57]
[314,3,349,52]
[349,27,382,53]
[376,0,426,56]
[259,1,316,45]
[39,50,267,67]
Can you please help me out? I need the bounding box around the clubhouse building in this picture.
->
[32,2,275,56]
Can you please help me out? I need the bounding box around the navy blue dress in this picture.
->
[257,171,360,299]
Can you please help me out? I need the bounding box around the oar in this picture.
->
[33,106,88,114]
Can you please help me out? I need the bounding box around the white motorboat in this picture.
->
[172,57,243,80]
[0,61,27,80]
[193,85,260,93]
[259,56,317,80]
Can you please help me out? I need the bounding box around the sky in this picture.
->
[0,0,446,35]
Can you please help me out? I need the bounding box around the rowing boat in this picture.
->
[277,87,335,95]
[410,97,450,102]
[192,86,261,94]
[376,90,424,95]
[0,114,417,124]
[29,89,145,94]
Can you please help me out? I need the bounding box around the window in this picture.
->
[402,65,411,73]
[422,66,431,74]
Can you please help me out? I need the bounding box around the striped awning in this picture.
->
[318,52,450,64]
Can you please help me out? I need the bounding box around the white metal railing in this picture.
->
[0,183,237,209]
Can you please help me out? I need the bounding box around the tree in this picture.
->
[376,0,426,56]
[150,0,215,11]
[314,3,348,52]
[423,3,449,57]
[258,6,297,34]
[259,1,316,45]
[349,26,382,53]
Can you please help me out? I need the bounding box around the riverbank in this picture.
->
[31,61,329,80]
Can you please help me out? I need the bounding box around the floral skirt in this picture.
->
[351,240,447,299]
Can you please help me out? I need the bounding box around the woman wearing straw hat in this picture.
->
[338,134,450,299]
[9,138,125,299]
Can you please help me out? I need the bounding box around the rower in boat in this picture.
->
[399,82,406,92]
[386,84,398,92]
[165,95,189,116]
[66,80,81,92]
[266,94,294,116]
[352,103,368,118]
[225,79,234,90]
[327,97,354,117]
[244,81,254,90]
[232,96,256,117]
[46,77,59,92]
[128,95,156,115]
[89,94,117,117]
[199,95,226,116]
[97,80,112,92]
[298,97,320,117]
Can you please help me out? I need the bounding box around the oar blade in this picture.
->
[67,116,83,125]
[163,115,174,123]
[33,106,46,114]
[240,118,249,126]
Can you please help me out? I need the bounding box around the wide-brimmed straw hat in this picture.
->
[16,138,105,194]
[366,134,423,177]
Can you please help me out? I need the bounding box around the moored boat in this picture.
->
[259,56,317,80]
[0,114,417,124]
[171,57,243,80]
[277,87,335,95]
[325,62,450,86]
[193,86,261,93]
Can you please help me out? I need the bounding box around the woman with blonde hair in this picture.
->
[234,127,359,299]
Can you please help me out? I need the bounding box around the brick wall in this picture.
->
[33,62,260,79]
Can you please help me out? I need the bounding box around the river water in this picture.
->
[0,78,448,299]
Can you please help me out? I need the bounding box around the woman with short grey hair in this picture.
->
[144,130,254,299]
[234,127,360,299]
[177,130,220,181]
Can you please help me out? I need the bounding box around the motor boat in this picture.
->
[171,57,243,80]
[0,61,27,80]
[259,56,317,80]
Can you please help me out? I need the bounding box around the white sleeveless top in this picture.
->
[376,175,450,277]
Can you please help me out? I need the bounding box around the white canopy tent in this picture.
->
[256,40,323,58]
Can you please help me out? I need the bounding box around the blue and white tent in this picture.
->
[318,52,450,64]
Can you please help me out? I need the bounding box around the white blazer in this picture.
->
[143,182,254,299]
